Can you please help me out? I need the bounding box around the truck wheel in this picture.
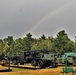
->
[20,62,24,65]
[50,60,54,66]
[38,60,44,68]
[12,60,18,65]
[31,60,37,66]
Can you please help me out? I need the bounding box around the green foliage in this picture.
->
[4,36,13,46]
[31,39,48,50]
[51,30,75,54]
[40,34,46,40]
[31,36,54,52]
[26,32,32,39]
[0,30,75,55]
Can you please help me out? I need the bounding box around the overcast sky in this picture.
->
[0,0,76,41]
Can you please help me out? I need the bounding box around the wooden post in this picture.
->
[8,58,10,70]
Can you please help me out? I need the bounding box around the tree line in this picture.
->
[0,30,76,56]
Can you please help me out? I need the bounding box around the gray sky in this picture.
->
[0,0,76,41]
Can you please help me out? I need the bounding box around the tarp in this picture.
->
[62,52,76,59]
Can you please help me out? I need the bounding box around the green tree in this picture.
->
[4,36,14,46]
[31,36,54,52]
[26,32,32,39]
[52,30,75,54]
[40,34,46,40]
[10,38,22,55]
[21,33,34,51]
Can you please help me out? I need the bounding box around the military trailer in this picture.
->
[10,50,58,68]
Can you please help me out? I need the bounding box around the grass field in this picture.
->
[0,65,76,75]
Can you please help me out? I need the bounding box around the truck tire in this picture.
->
[31,60,37,66]
[20,62,24,65]
[12,60,18,65]
[38,60,44,68]
[49,60,54,66]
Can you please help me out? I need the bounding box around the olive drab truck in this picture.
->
[10,50,58,68]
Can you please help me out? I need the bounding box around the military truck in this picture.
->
[10,50,58,68]
[60,52,76,65]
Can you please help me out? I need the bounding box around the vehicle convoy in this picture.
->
[6,50,76,68]
[8,50,58,68]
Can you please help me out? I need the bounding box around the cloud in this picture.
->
[0,0,76,41]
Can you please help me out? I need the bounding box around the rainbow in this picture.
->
[22,0,76,37]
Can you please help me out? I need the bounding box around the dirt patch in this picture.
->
[0,65,76,75]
